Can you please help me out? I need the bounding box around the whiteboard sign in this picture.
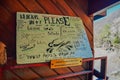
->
[16,12,93,64]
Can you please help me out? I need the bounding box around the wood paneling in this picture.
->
[19,0,46,13]
[0,0,94,80]
[4,70,22,80]
[52,0,76,16]
[0,5,13,35]
[31,66,57,78]
[54,67,72,74]
[37,0,62,14]
[12,68,40,80]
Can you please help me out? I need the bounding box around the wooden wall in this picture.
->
[0,0,93,80]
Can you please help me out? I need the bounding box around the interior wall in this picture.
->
[0,0,93,80]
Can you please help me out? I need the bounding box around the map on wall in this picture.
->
[16,12,93,64]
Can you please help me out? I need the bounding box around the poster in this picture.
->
[16,12,93,64]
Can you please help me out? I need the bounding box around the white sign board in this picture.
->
[16,12,93,64]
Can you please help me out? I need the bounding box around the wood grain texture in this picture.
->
[19,0,46,13]
[0,0,27,13]
[0,4,13,34]
[36,0,62,14]
[12,68,40,80]
[54,67,72,74]
[31,66,57,78]
[52,0,76,16]
[0,0,94,80]
[4,70,22,80]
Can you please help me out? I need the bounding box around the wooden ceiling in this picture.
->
[0,0,93,80]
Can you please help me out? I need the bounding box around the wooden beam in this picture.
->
[40,70,92,80]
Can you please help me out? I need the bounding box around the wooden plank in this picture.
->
[0,0,28,35]
[69,66,85,80]
[52,0,76,16]
[31,66,57,78]
[42,70,92,80]
[19,0,46,13]
[36,0,62,14]
[76,0,88,14]
[4,70,22,80]
[54,68,72,74]
[12,68,40,80]
[0,5,13,34]
[29,68,42,78]
[69,66,84,72]
[0,0,27,13]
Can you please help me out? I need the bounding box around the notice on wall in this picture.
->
[16,12,93,64]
